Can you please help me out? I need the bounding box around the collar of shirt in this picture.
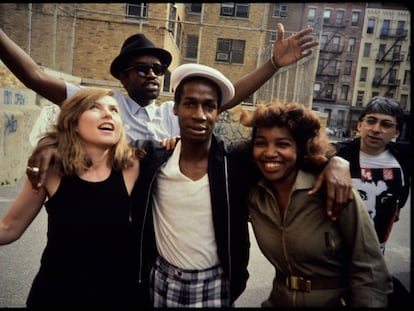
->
[130,99,158,121]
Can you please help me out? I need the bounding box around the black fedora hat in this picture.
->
[110,33,172,79]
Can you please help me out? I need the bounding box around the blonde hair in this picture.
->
[241,100,336,174]
[35,88,143,175]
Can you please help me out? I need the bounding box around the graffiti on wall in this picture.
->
[1,88,28,157]
[2,112,18,156]
[2,89,26,106]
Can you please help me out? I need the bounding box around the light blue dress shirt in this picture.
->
[66,83,180,142]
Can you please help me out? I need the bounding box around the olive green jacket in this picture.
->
[248,170,393,307]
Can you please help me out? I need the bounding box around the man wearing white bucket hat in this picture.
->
[132,63,353,307]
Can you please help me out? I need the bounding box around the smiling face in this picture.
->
[76,95,123,149]
[119,55,164,106]
[252,126,298,188]
[173,78,219,145]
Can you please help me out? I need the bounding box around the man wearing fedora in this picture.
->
[1,23,318,190]
[1,23,317,143]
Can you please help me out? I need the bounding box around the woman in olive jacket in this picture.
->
[245,101,393,308]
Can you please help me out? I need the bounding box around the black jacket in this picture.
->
[130,136,259,306]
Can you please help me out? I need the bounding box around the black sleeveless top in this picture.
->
[26,170,134,307]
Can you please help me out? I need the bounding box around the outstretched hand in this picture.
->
[273,23,319,68]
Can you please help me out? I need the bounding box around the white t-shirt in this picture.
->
[354,149,404,252]
[152,141,219,269]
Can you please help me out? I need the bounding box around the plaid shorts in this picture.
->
[150,255,230,307]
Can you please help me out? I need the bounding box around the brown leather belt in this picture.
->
[276,272,347,292]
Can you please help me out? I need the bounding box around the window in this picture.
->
[400,94,408,110]
[126,3,148,19]
[360,67,367,82]
[388,69,397,84]
[340,85,349,100]
[351,11,360,26]
[273,3,288,17]
[344,60,352,75]
[189,3,202,13]
[381,20,390,37]
[374,68,382,85]
[176,19,182,49]
[363,43,371,58]
[216,39,245,64]
[347,37,355,53]
[313,83,321,98]
[372,91,380,98]
[325,84,334,98]
[332,36,340,51]
[367,18,375,34]
[396,21,405,36]
[220,3,249,18]
[320,35,328,50]
[378,44,386,60]
[403,70,411,85]
[317,59,325,73]
[393,45,401,61]
[356,91,364,107]
[328,60,337,75]
[163,70,171,92]
[335,10,344,27]
[186,35,199,59]
[323,9,331,24]
[270,31,277,42]
[308,8,316,21]
[168,4,177,35]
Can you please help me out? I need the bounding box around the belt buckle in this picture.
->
[286,276,312,292]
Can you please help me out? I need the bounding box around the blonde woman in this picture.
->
[0,88,142,307]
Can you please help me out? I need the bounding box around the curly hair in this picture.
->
[241,101,336,174]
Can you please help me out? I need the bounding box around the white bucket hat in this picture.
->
[171,63,235,105]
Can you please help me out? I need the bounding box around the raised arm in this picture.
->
[0,28,67,104]
[220,23,319,113]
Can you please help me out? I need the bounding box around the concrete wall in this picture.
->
[0,87,41,185]
[0,64,80,186]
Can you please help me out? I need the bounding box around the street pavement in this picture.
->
[0,177,411,307]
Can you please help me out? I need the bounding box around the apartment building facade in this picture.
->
[353,3,411,140]
[266,2,410,140]
[0,2,410,141]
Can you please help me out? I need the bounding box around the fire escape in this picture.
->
[372,27,407,96]
[314,27,345,102]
